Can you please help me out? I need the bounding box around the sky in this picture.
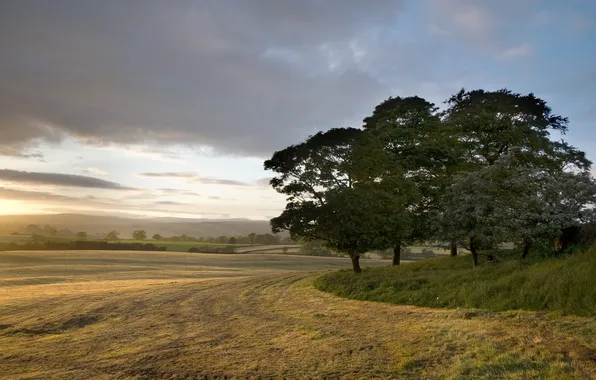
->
[0,0,595,220]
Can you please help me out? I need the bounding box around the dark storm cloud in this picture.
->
[0,0,405,157]
[0,169,135,190]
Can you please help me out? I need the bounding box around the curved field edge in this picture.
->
[1,251,595,379]
[314,249,596,317]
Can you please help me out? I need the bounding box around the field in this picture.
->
[1,251,596,379]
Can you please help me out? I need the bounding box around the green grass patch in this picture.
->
[315,248,596,317]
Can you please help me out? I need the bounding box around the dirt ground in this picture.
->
[1,250,595,379]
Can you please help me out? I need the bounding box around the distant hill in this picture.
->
[0,213,275,239]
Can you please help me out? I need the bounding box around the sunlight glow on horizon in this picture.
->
[0,200,49,215]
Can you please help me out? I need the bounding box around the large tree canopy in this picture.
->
[436,151,596,266]
[265,127,415,272]
[266,88,594,271]
[362,96,460,260]
[444,88,591,170]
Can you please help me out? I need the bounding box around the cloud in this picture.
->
[0,0,587,162]
[155,200,188,206]
[0,169,134,190]
[158,188,202,197]
[190,177,248,186]
[425,0,539,55]
[0,1,407,158]
[0,187,76,202]
[0,146,44,160]
[499,44,532,60]
[84,167,109,176]
[139,172,250,186]
[138,172,197,179]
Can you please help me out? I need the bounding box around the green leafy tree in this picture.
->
[265,128,414,272]
[76,231,87,240]
[248,233,257,246]
[152,233,162,241]
[105,231,119,241]
[362,96,458,263]
[132,230,147,240]
[444,88,590,171]
[43,225,57,237]
[436,152,596,266]
[437,89,592,266]
[508,165,596,260]
[228,236,237,244]
[24,224,43,235]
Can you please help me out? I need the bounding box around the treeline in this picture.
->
[152,232,290,245]
[265,89,596,272]
[0,241,166,252]
[9,224,106,239]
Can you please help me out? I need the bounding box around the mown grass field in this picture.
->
[1,250,595,379]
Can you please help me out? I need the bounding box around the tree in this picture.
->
[444,88,590,171]
[132,230,147,240]
[76,231,87,240]
[248,233,257,246]
[105,231,119,241]
[43,225,57,237]
[436,152,596,266]
[509,166,596,261]
[362,96,459,263]
[152,233,162,241]
[24,224,43,235]
[439,89,592,266]
[266,128,414,273]
[228,236,237,244]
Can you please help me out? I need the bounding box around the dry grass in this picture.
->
[1,250,595,379]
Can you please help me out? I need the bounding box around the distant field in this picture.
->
[1,250,595,378]
[121,240,301,253]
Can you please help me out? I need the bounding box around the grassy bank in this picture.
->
[315,248,596,317]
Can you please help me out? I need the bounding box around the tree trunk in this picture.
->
[520,241,531,262]
[392,243,401,266]
[350,254,361,274]
[450,241,458,257]
[470,236,478,267]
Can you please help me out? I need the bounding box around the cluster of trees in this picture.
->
[13,225,105,240]
[150,232,288,245]
[19,228,289,246]
[265,89,596,273]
